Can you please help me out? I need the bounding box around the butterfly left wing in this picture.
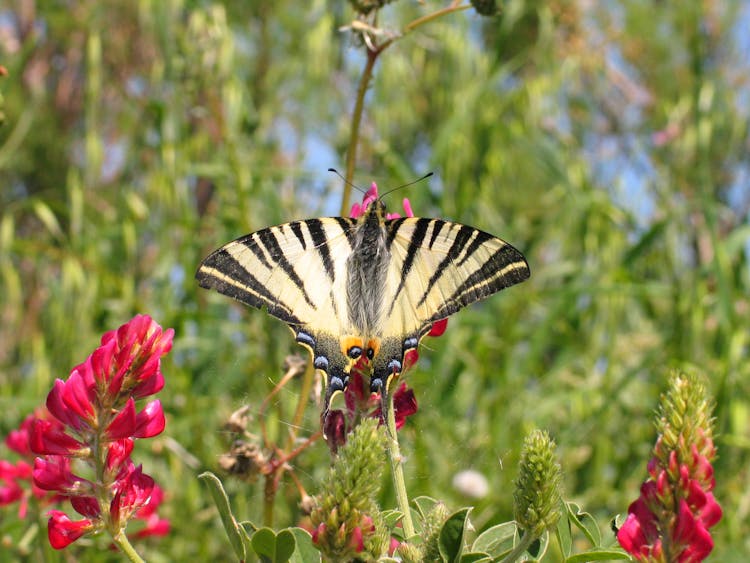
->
[195,217,360,396]
[368,217,530,391]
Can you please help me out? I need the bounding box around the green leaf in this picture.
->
[251,528,277,561]
[472,522,517,556]
[438,507,472,563]
[413,496,441,520]
[565,502,601,546]
[382,509,404,529]
[459,552,492,563]
[198,471,246,560]
[250,527,296,563]
[565,548,631,562]
[527,531,550,560]
[275,529,297,562]
[556,506,573,557]
[32,199,64,240]
[287,527,321,563]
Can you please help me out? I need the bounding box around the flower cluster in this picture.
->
[513,429,563,539]
[617,372,722,562]
[1,410,66,519]
[3,315,173,551]
[323,367,418,453]
[311,418,389,560]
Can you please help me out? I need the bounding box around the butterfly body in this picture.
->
[196,196,530,407]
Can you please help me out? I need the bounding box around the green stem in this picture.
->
[263,473,276,528]
[284,360,316,452]
[499,530,536,563]
[341,47,379,215]
[384,386,415,539]
[112,532,145,563]
[340,2,471,214]
[403,2,472,33]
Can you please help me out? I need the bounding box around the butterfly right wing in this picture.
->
[367,217,530,392]
[195,217,358,396]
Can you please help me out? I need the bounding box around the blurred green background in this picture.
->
[1,0,748,560]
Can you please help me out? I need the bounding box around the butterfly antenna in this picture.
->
[379,172,434,201]
[328,168,367,196]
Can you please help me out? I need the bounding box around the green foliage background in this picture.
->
[1,0,748,560]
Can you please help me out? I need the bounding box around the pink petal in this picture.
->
[130,369,165,399]
[106,438,135,473]
[89,338,118,389]
[46,380,84,430]
[392,384,418,428]
[133,515,170,539]
[349,525,364,552]
[135,484,165,519]
[322,410,346,452]
[675,498,714,562]
[105,398,137,440]
[133,400,166,438]
[0,477,24,505]
[698,492,722,528]
[401,198,414,218]
[61,370,96,425]
[29,419,86,456]
[111,465,154,526]
[617,512,649,556]
[47,510,95,549]
[70,495,101,519]
[33,457,90,494]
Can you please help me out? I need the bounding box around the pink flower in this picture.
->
[324,369,418,453]
[2,315,173,552]
[132,484,170,539]
[617,373,722,562]
[47,510,97,549]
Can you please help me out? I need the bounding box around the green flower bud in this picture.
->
[311,419,389,560]
[420,501,449,562]
[655,371,715,465]
[513,429,563,538]
[396,541,422,562]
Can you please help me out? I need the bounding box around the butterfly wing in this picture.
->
[195,217,359,393]
[369,217,530,388]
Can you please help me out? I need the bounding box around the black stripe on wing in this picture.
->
[429,244,530,322]
[387,217,432,313]
[306,218,337,281]
[255,228,315,308]
[417,223,477,307]
[195,249,303,325]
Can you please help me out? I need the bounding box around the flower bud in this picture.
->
[513,429,562,538]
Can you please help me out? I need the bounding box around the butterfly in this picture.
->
[196,185,530,411]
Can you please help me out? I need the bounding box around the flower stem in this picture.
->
[341,47,379,215]
[383,387,415,539]
[403,2,472,33]
[499,530,536,563]
[112,532,145,563]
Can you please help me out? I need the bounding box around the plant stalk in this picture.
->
[499,530,537,563]
[112,532,145,563]
[341,47,379,215]
[384,387,415,539]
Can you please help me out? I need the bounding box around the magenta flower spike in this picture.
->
[617,372,722,562]
[0,315,173,554]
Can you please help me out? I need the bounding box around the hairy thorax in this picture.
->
[345,209,389,336]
